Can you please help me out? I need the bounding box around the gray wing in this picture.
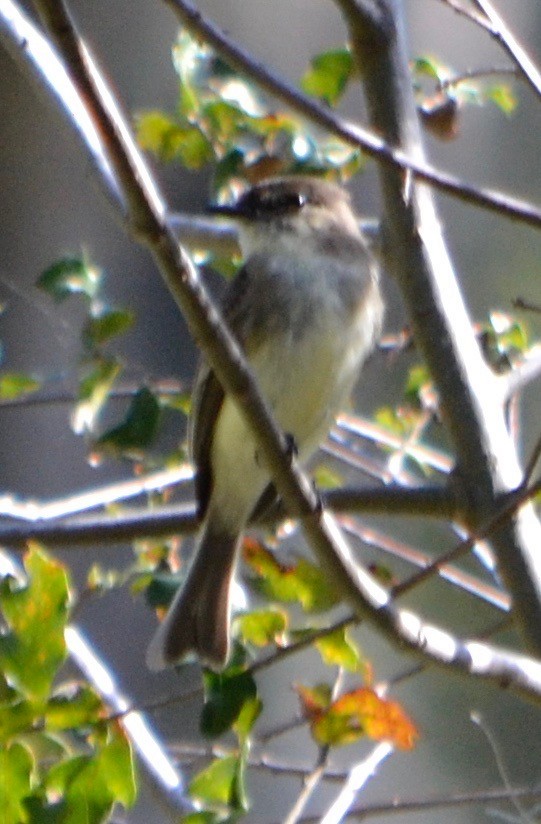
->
[188,261,278,519]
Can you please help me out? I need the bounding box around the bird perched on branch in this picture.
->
[147,175,384,671]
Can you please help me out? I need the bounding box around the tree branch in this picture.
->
[334,0,541,656]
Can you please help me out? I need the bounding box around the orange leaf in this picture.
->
[308,687,418,750]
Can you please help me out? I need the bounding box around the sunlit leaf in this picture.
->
[405,365,432,402]
[203,100,250,139]
[0,547,69,703]
[234,608,287,648]
[486,84,517,115]
[299,685,418,750]
[233,696,262,745]
[243,540,338,612]
[72,357,121,435]
[315,627,363,672]
[412,56,447,82]
[0,373,41,401]
[312,464,343,490]
[189,755,248,812]
[46,724,136,818]
[83,309,134,348]
[302,48,354,105]
[37,257,101,302]
[137,111,213,167]
[0,741,33,824]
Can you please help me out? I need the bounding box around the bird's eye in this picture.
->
[260,191,307,214]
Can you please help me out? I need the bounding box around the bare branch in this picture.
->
[319,743,394,824]
[298,783,541,822]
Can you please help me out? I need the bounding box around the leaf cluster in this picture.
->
[0,547,136,824]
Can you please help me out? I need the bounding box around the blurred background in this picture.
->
[2,1,541,821]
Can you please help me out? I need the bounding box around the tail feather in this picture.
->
[146,524,240,671]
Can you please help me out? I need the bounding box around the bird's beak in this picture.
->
[206,202,243,218]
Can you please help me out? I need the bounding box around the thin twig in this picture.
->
[320,742,394,824]
[298,783,541,822]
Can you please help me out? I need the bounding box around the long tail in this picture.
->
[146,521,240,671]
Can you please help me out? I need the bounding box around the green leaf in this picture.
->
[96,387,160,454]
[233,696,262,745]
[0,547,69,703]
[412,56,446,82]
[405,365,431,401]
[234,608,287,648]
[145,572,181,610]
[201,667,257,738]
[45,685,102,731]
[0,741,34,824]
[203,100,249,140]
[37,257,101,303]
[243,541,339,612]
[0,698,36,741]
[486,84,517,115]
[72,357,121,435]
[136,110,177,153]
[315,627,363,672]
[0,373,41,401]
[312,464,343,490]
[46,725,136,819]
[213,148,245,191]
[189,755,247,812]
[180,814,220,824]
[301,48,354,105]
[137,111,213,167]
[83,309,134,348]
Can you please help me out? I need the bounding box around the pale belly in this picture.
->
[208,296,379,532]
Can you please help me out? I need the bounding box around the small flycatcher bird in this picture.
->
[146,176,384,671]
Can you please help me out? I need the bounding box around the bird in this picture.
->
[146,175,384,671]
